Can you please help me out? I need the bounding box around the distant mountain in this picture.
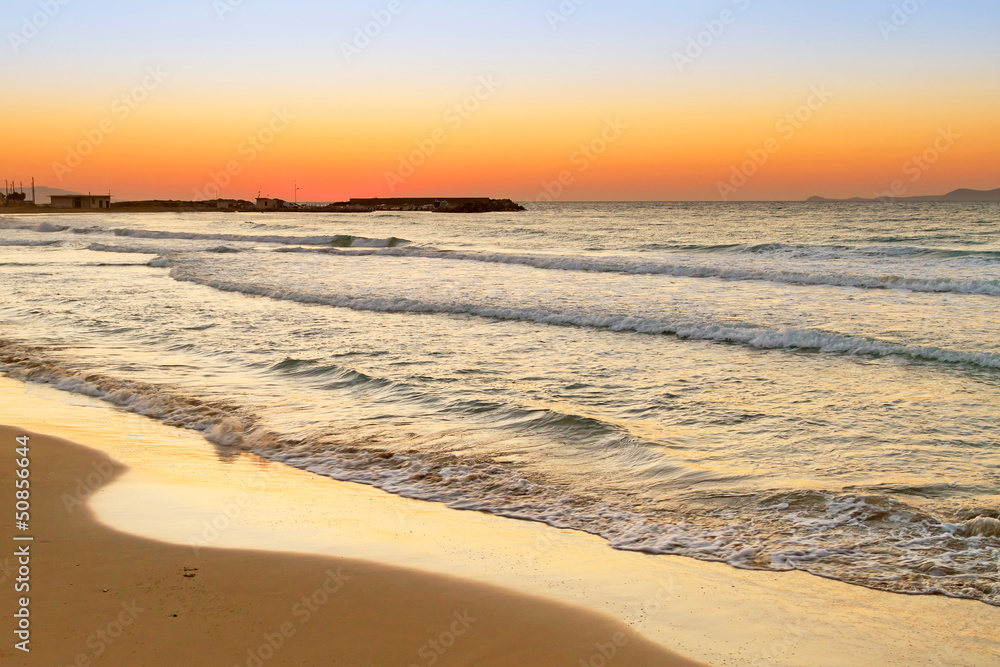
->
[21,186,83,203]
[807,188,1000,203]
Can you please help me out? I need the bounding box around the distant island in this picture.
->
[807,187,1000,203]
[338,197,526,213]
[2,192,526,214]
[111,197,526,213]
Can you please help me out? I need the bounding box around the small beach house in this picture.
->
[50,194,112,209]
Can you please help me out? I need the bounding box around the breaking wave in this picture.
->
[165,266,1000,370]
[0,220,69,233]
[276,247,1000,297]
[0,219,409,248]
[108,227,409,247]
[0,338,996,606]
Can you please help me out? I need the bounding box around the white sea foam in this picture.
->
[165,266,1000,369]
[147,255,174,268]
[959,516,1000,538]
[0,219,409,248]
[0,220,70,233]
[1,338,997,606]
[277,246,1000,296]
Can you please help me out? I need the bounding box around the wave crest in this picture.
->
[276,246,1000,297]
[165,266,1000,370]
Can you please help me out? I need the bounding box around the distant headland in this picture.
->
[0,190,526,214]
[807,187,1000,203]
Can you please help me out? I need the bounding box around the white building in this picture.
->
[255,197,285,210]
[50,194,112,210]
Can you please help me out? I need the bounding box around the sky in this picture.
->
[2,0,999,201]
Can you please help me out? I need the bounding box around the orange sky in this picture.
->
[2,2,998,201]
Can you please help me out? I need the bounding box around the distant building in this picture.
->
[50,194,112,210]
[1,192,28,207]
[255,197,285,210]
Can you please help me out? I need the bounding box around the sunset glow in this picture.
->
[3,0,998,201]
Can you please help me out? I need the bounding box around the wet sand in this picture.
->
[0,423,698,666]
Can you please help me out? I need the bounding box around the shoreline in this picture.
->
[0,422,695,666]
[1,376,998,665]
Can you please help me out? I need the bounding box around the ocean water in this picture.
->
[1,202,998,605]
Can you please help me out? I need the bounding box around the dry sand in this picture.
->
[0,425,699,666]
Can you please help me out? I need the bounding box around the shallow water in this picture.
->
[1,202,998,604]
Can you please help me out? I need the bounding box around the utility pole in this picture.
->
[294,180,299,205]
[31,177,35,206]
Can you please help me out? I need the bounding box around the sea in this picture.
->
[1,202,998,605]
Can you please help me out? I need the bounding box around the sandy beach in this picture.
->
[0,376,997,666]
[0,420,698,666]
